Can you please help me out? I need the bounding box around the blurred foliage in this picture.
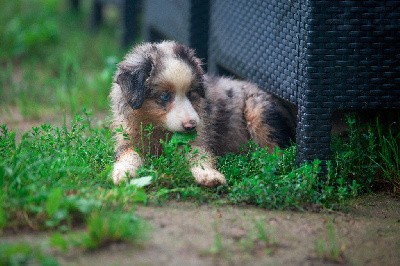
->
[0,0,125,117]
[0,0,60,61]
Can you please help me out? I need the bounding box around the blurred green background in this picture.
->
[0,0,132,122]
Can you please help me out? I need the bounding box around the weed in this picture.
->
[0,242,58,266]
[240,219,277,255]
[331,115,400,195]
[330,115,377,194]
[48,211,148,252]
[45,187,66,228]
[314,221,345,263]
[373,120,400,192]
[49,232,69,253]
[254,219,273,245]
[0,203,6,231]
[144,132,196,185]
[219,144,323,209]
[208,222,224,256]
[80,211,148,250]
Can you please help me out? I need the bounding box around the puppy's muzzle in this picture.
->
[182,119,197,131]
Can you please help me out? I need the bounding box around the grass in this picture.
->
[239,219,278,255]
[135,124,372,210]
[331,115,400,194]
[0,112,147,213]
[3,112,398,264]
[1,114,148,263]
[4,114,388,232]
[314,221,345,263]
[205,219,278,258]
[208,222,224,256]
[0,242,58,266]
[374,120,400,191]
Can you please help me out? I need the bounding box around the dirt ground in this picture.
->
[68,194,400,265]
[2,194,399,266]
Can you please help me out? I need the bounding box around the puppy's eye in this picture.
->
[160,92,171,103]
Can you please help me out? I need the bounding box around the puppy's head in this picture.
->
[115,41,205,132]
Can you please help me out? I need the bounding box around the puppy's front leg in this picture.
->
[112,145,143,185]
[190,146,226,187]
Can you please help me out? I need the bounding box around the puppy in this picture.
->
[110,41,296,186]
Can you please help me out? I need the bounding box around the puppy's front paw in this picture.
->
[112,162,137,185]
[191,166,226,187]
[111,152,143,185]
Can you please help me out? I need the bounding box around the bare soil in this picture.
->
[0,106,61,135]
[2,194,399,266]
[71,194,400,265]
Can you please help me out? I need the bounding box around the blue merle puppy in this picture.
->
[110,41,296,186]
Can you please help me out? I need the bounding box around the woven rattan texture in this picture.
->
[209,0,400,162]
[209,0,301,104]
[306,0,400,110]
[143,0,400,162]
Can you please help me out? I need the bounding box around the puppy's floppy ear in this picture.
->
[116,57,153,109]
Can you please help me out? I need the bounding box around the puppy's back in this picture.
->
[202,75,296,155]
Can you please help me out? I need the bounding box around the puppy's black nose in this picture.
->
[182,120,197,131]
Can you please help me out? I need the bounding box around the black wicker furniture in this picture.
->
[208,0,400,163]
[144,0,400,163]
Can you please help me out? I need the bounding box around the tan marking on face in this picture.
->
[143,58,200,132]
[136,100,168,126]
[159,58,194,94]
[133,53,201,133]
[156,79,175,93]
[135,87,200,133]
